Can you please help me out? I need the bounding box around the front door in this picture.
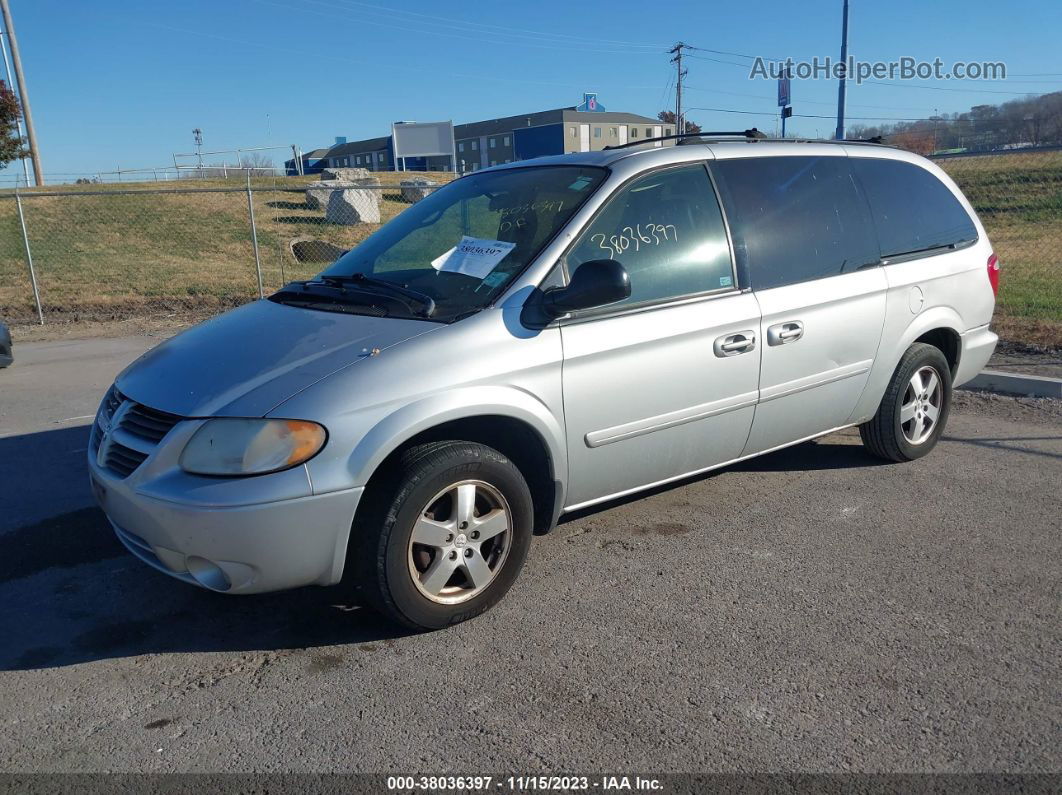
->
[558,163,761,510]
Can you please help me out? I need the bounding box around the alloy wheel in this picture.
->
[407,480,512,605]
[900,365,943,445]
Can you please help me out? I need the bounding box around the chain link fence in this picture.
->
[0,170,449,326]
[934,150,1062,342]
[0,156,1059,345]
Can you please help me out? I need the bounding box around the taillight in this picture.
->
[987,253,1000,296]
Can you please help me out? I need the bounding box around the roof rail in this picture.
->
[603,129,767,150]
[605,129,891,151]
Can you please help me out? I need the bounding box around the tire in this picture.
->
[350,440,534,630]
[860,343,952,463]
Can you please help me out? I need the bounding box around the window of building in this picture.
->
[710,156,879,291]
[570,126,577,137]
[566,165,734,308]
[630,128,638,138]
[503,136,510,146]
[665,128,673,136]
[471,140,478,150]
[646,128,653,138]
[851,158,977,258]
[355,156,361,165]
[458,142,465,152]
[593,127,601,138]
[609,127,618,138]
[378,153,384,162]
[489,138,496,148]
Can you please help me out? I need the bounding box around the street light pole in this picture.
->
[832,0,849,139]
[0,0,42,185]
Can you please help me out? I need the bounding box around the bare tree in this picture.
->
[240,152,276,174]
[657,111,702,135]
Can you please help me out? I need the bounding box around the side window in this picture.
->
[567,164,735,307]
[711,156,879,291]
[851,158,977,258]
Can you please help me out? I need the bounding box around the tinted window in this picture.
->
[567,164,735,307]
[711,156,879,290]
[852,158,977,258]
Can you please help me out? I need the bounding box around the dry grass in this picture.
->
[0,173,456,323]
[937,151,1062,329]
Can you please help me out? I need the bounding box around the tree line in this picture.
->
[849,92,1062,155]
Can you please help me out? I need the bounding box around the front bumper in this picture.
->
[89,455,363,594]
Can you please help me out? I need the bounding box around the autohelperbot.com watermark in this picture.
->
[751,56,1007,84]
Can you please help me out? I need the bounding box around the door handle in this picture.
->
[714,331,756,357]
[767,321,804,346]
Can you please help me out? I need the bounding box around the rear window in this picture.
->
[851,158,977,258]
[711,156,879,291]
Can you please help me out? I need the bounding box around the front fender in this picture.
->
[344,385,567,495]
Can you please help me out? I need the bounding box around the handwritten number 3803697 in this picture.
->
[590,224,679,260]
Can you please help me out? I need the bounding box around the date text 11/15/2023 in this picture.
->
[385,775,664,791]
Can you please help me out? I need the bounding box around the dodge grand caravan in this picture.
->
[88,135,999,629]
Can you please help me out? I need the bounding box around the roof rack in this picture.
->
[604,129,891,151]
[604,129,766,150]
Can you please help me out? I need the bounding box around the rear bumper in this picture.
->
[954,324,998,387]
[90,464,363,594]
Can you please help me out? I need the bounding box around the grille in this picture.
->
[91,385,183,478]
[122,402,181,443]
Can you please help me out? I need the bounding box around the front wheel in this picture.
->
[350,441,533,630]
[860,342,953,463]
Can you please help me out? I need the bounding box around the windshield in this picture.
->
[313,165,607,321]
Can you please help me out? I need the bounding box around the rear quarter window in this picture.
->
[710,155,879,291]
[850,158,978,258]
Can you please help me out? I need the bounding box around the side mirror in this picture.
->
[543,259,631,317]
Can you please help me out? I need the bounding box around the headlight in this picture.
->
[180,418,327,476]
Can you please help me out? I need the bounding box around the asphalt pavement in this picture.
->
[0,335,1059,774]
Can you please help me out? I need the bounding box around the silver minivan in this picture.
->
[88,135,999,629]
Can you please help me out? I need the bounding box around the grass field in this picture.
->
[0,173,455,323]
[0,156,1058,345]
[937,151,1062,330]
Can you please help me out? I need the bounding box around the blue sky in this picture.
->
[3,0,1061,180]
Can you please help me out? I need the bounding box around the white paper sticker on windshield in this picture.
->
[431,236,516,279]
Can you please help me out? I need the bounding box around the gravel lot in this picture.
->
[0,336,1059,774]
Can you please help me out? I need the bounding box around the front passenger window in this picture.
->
[566,165,735,308]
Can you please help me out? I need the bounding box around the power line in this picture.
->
[279,0,666,53]
[327,0,668,47]
[683,83,939,113]
[862,79,1052,96]
[684,53,755,68]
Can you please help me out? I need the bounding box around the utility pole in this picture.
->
[832,0,849,139]
[669,42,687,133]
[0,29,29,185]
[0,0,42,185]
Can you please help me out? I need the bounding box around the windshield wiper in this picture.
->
[269,290,388,317]
[319,273,436,317]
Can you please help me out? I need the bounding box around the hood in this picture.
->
[115,300,439,417]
